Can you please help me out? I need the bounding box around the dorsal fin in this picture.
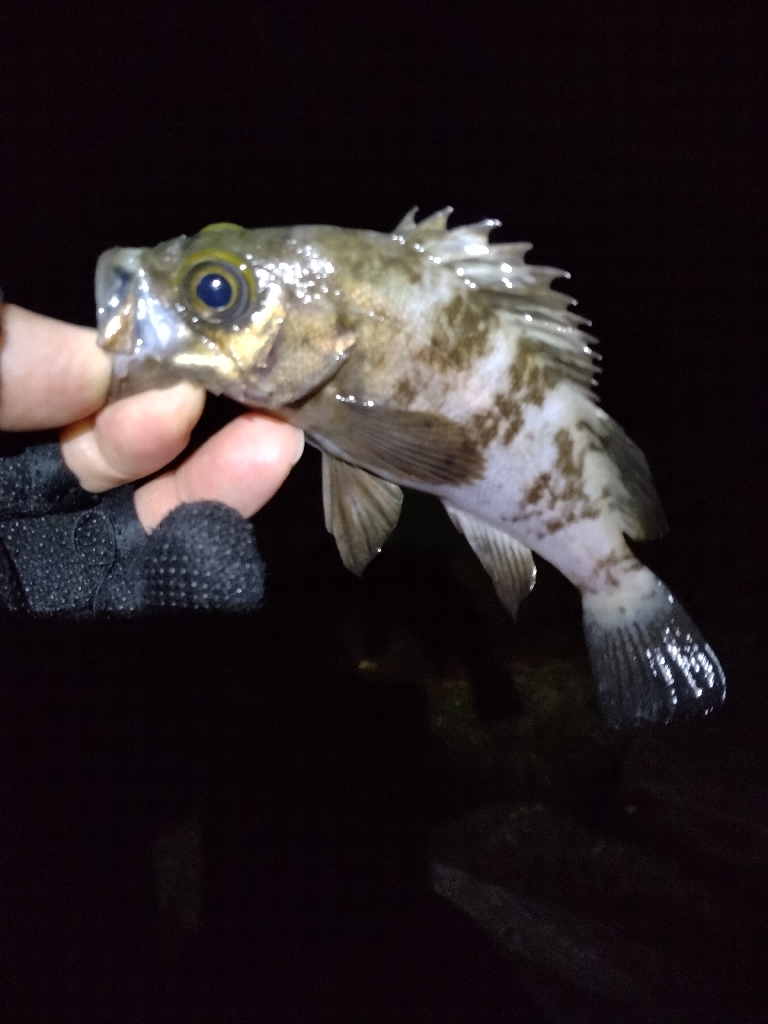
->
[585,409,669,541]
[393,206,453,239]
[392,208,599,398]
[390,209,664,548]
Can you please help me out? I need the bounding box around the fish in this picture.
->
[95,208,725,728]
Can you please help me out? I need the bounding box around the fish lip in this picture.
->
[95,247,143,338]
[95,246,193,383]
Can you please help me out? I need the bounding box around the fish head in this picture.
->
[96,223,357,408]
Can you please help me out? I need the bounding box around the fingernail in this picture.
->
[291,429,305,465]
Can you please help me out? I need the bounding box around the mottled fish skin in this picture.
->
[95,210,725,728]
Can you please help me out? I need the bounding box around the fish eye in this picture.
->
[196,272,232,309]
[181,255,253,324]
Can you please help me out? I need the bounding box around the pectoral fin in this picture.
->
[305,398,485,487]
[322,454,404,575]
[446,506,536,617]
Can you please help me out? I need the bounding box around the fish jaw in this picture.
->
[96,245,242,398]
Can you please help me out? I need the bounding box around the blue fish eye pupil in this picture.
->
[196,272,233,309]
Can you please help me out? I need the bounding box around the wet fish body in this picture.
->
[96,210,725,727]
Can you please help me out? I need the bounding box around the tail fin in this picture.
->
[582,567,725,728]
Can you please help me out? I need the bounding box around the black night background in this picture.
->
[1,2,766,1021]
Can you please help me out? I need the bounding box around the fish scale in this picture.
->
[95,209,725,728]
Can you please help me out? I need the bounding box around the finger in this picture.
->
[61,382,207,492]
[0,305,111,430]
[134,412,305,532]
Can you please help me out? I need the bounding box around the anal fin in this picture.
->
[322,453,403,575]
[446,505,536,617]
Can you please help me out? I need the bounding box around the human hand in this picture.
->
[0,304,304,530]
[0,303,304,616]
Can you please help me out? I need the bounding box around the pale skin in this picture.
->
[0,305,305,530]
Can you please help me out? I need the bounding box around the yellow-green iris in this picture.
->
[178,248,255,324]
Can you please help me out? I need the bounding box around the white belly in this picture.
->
[436,383,632,592]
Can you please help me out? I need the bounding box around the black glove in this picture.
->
[0,442,265,616]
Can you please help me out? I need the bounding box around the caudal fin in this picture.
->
[582,567,725,729]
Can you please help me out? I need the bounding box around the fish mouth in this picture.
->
[95,247,194,396]
[96,247,143,362]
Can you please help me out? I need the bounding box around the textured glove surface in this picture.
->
[0,443,265,616]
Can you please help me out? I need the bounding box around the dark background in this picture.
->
[1,2,766,1022]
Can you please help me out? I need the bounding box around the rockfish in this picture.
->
[95,209,725,728]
